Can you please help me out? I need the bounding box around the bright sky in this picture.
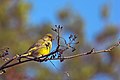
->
[26,0,120,43]
[25,0,120,79]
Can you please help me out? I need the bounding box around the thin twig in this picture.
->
[47,41,120,60]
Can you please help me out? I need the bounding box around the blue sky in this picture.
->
[25,0,120,79]
[26,0,120,43]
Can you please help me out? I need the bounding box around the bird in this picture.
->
[21,33,53,58]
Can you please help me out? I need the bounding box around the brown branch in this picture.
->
[0,51,57,71]
[46,40,120,60]
[0,40,119,73]
[0,59,33,71]
[0,55,51,71]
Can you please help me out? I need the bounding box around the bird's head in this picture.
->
[43,33,53,41]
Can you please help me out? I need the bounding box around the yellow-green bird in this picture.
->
[21,33,53,57]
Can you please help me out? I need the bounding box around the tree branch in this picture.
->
[0,25,120,74]
[47,40,120,60]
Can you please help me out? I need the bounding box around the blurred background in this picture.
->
[0,0,120,80]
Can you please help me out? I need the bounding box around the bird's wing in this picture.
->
[25,39,45,53]
[31,40,51,57]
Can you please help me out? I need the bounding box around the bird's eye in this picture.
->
[48,36,51,38]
